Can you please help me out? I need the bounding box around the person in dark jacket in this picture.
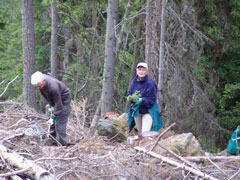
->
[127,62,162,134]
[31,71,71,146]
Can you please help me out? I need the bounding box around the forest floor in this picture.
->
[0,102,240,180]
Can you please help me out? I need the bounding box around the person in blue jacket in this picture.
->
[127,62,162,134]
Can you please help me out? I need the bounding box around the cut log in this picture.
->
[0,145,55,180]
[135,146,218,180]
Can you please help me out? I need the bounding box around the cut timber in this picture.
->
[135,146,218,180]
[0,145,55,180]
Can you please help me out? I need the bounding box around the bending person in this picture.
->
[31,71,71,146]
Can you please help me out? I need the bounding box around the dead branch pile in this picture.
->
[0,101,239,180]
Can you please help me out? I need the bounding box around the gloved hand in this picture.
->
[48,104,53,113]
[47,118,53,125]
[136,97,142,103]
[47,115,56,125]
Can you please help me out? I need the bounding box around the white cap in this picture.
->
[31,71,44,85]
[137,62,148,69]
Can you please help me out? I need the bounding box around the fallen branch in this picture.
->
[228,168,240,180]
[135,146,218,180]
[184,156,240,161]
[207,157,229,177]
[0,101,22,106]
[151,122,176,151]
[1,133,24,143]
[157,143,199,170]
[0,145,55,180]
[0,112,48,121]
[0,75,18,99]
[0,167,29,177]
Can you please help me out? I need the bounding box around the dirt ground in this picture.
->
[0,102,240,180]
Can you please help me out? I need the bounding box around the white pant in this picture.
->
[134,113,153,134]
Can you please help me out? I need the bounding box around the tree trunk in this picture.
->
[50,0,58,78]
[157,0,166,110]
[125,17,143,112]
[100,0,119,114]
[115,0,132,91]
[145,0,152,76]
[21,0,36,110]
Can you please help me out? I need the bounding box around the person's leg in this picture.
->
[141,113,153,133]
[50,122,56,138]
[55,103,70,146]
[55,114,68,146]
[134,114,143,134]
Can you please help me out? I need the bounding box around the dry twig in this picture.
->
[0,75,18,99]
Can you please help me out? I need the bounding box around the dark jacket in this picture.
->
[127,75,157,114]
[40,75,71,116]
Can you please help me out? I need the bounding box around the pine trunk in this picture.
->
[50,0,58,78]
[100,0,119,114]
[22,0,36,109]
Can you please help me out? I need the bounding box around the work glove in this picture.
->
[48,104,53,113]
[47,115,56,125]
[136,97,142,103]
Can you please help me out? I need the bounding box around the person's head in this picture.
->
[31,71,46,89]
[136,62,148,80]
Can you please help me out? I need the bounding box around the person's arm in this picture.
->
[141,83,157,108]
[51,85,63,116]
[127,79,135,96]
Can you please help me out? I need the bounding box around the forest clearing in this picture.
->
[0,101,239,180]
[1,0,240,179]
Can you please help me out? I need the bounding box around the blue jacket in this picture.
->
[127,75,157,114]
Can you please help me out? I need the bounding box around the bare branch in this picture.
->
[151,122,176,151]
[0,80,5,86]
[0,75,18,99]
[135,146,218,180]
[0,167,29,177]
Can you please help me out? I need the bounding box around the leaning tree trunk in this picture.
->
[50,0,58,78]
[22,0,36,110]
[100,0,119,114]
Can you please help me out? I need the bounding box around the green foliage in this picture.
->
[198,136,221,153]
[211,0,240,132]
[216,83,240,130]
[0,0,23,100]
[193,0,240,134]
[127,90,141,103]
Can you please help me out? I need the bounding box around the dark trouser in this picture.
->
[50,101,71,146]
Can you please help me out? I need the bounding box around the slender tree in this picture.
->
[50,0,58,78]
[100,0,119,114]
[145,0,153,76]
[21,0,36,109]
[157,0,166,110]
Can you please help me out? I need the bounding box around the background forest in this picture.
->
[0,0,240,152]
